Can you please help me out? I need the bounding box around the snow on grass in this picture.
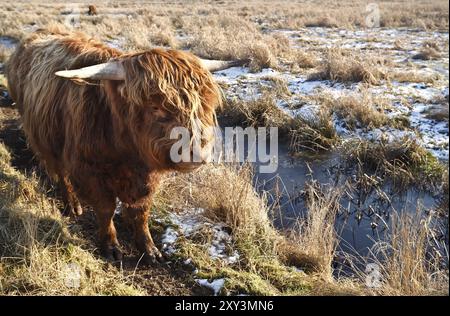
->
[195,278,225,295]
[160,208,240,264]
[409,103,449,160]
[213,27,449,161]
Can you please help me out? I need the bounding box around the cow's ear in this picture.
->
[55,61,125,81]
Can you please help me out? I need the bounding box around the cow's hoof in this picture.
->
[102,245,123,263]
[73,204,83,216]
[65,204,83,217]
[140,247,164,266]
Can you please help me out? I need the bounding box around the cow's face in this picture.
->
[134,89,219,172]
[111,50,221,172]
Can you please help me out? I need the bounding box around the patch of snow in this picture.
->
[409,103,449,160]
[161,227,178,244]
[195,278,225,296]
[159,208,240,264]
[105,38,125,50]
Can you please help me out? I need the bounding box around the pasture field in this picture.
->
[0,0,448,296]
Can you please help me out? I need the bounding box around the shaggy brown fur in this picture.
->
[88,5,97,16]
[5,26,221,263]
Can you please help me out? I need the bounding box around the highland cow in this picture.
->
[5,27,245,264]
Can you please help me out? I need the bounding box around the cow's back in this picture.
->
[5,28,121,175]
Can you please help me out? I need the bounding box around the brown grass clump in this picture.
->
[154,163,326,295]
[343,137,448,191]
[290,107,339,154]
[219,93,293,137]
[308,48,389,85]
[155,162,366,295]
[355,211,449,295]
[0,143,142,295]
[0,46,13,64]
[304,15,339,28]
[185,14,277,72]
[323,91,391,130]
[287,50,319,73]
[423,96,449,122]
[413,40,442,60]
[220,93,339,154]
[390,70,441,84]
[259,75,292,97]
[285,181,341,277]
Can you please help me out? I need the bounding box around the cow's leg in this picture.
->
[124,205,162,265]
[96,205,123,262]
[58,173,83,216]
[71,173,122,262]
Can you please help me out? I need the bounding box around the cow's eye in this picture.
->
[157,116,172,123]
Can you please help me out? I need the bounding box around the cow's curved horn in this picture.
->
[55,61,125,80]
[199,58,250,72]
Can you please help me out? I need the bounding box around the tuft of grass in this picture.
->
[308,48,389,85]
[219,93,293,138]
[220,93,339,154]
[413,40,442,60]
[290,50,319,71]
[259,75,292,98]
[289,107,339,154]
[285,181,341,277]
[185,14,278,72]
[304,16,338,28]
[0,143,143,295]
[343,137,448,191]
[320,91,391,130]
[350,211,448,296]
[390,70,441,84]
[423,102,449,122]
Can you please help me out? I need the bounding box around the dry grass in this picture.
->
[286,181,341,278]
[0,46,13,64]
[154,163,314,295]
[320,91,391,130]
[219,93,293,137]
[292,50,318,69]
[259,76,292,98]
[220,93,339,154]
[390,70,441,84]
[424,105,449,122]
[308,48,390,85]
[413,40,442,60]
[0,143,143,295]
[289,107,339,154]
[343,137,448,191]
[1,0,447,73]
[350,211,448,296]
[183,14,274,72]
